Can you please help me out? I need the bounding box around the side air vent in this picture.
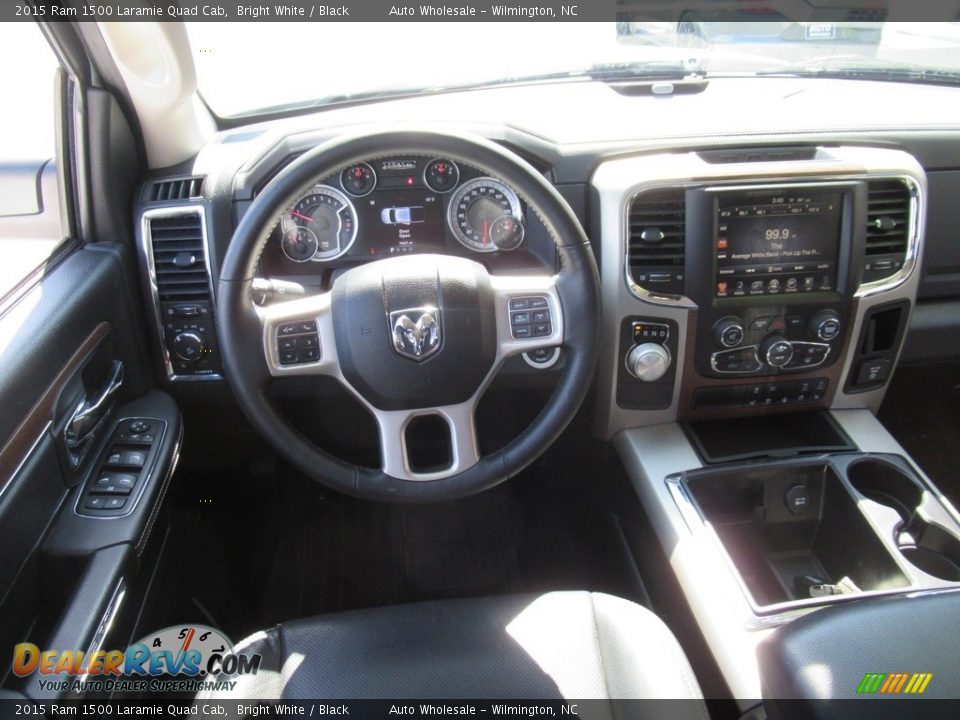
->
[863,179,911,284]
[143,208,221,379]
[144,176,204,203]
[627,188,686,295]
[147,212,210,302]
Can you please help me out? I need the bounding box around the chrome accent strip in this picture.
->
[855,175,923,299]
[77,578,126,683]
[139,205,222,382]
[665,471,952,628]
[709,345,761,374]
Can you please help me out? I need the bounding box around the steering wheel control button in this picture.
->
[713,317,745,348]
[275,321,321,365]
[510,296,551,339]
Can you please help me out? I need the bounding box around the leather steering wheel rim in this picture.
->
[217,129,600,502]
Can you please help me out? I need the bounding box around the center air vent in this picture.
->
[863,179,911,284]
[627,188,686,295]
[147,212,211,302]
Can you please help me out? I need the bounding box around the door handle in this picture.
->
[65,360,124,449]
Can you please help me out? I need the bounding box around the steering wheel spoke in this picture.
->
[258,292,338,376]
[491,275,564,358]
[373,401,480,481]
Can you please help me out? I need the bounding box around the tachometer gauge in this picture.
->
[281,226,319,262]
[340,163,377,197]
[424,158,459,193]
[447,177,523,253]
[281,185,357,261]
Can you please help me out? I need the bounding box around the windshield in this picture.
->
[186,22,960,118]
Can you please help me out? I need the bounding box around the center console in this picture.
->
[691,184,852,381]
[592,147,938,706]
[594,146,923,435]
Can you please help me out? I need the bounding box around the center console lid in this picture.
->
[759,589,960,717]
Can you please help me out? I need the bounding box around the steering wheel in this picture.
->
[217,130,600,502]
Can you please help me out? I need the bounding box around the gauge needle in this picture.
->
[289,211,312,222]
[482,220,489,245]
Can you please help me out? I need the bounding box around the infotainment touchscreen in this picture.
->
[715,190,842,298]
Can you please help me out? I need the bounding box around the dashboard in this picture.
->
[258,156,555,288]
[132,75,960,439]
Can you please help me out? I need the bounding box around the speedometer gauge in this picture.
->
[280,185,357,262]
[447,177,524,253]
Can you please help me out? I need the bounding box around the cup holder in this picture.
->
[848,458,960,582]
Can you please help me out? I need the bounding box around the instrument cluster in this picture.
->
[268,157,530,270]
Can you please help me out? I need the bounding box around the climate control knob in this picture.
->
[810,310,841,342]
[761,335,794,368]
[172,331,204,362]
[626,343,672,382]
[713,317,745,349]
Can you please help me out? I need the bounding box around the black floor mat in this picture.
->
[879,361,960,503]
[259,489,522,623]
[147,425,650,643]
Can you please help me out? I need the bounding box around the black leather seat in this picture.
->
[200,591,705,706]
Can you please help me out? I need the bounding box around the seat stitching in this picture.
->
[588,593,614,711]
[651,620,709,719]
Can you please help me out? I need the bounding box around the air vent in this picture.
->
[863,179,911,283]
[147,212,211,302]
[698,146,817,164]
[145,176,204,203]
[627,188,686,295]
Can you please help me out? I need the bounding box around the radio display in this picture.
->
[715,190,842,298]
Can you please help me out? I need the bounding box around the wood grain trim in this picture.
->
[0,321,110,491]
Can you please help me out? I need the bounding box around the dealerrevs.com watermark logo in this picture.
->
[13,624,261,694]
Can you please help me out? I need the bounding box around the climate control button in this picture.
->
[761,335,794,368]
[810,310,841,342]
[714,317,745,348]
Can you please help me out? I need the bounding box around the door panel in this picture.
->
[0,241,151,684]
